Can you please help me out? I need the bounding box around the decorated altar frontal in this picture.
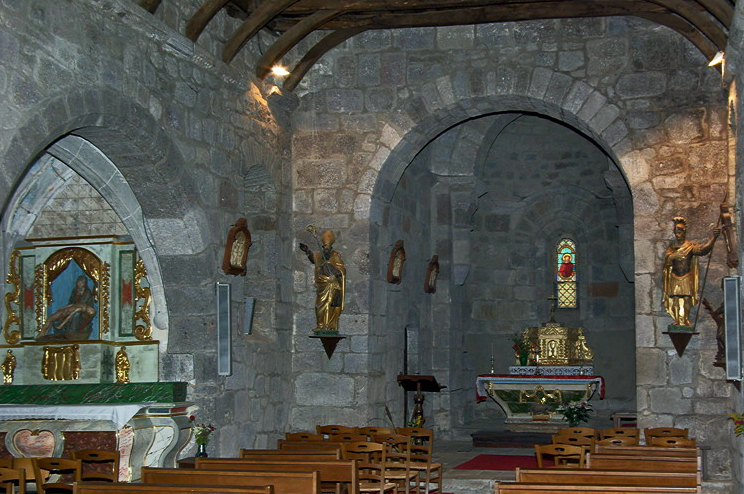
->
[476,373,605,431]
[0,383,191,481]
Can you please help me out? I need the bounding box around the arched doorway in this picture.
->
[370,110,635,437]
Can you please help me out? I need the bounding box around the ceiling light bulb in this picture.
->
[709,51,724,67]
[271,66,290,76]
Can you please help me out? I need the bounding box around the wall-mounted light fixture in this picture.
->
[271,65,290,76]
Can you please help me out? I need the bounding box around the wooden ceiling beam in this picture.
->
[646,0,727,48]
[186,0,232,41]
[283,27,369,91]
[250,0,562,15]
[693,0,732,28]
[222,0,304,64]
[270,1,670,31]
[255,9,345,78]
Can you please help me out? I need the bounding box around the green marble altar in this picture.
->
[0,381,186,404]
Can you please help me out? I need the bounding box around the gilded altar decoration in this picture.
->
[519,385,562,405]
[522,321,594,366]
[1,350,17,384]
[100,263,111,334]
[299,226,346,333]
[134,258,152,340]
[41,344,81,381]
[3,251,21,344]
[115,346,130,383]
[222,218,252,276]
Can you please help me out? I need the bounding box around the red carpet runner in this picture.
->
[454,454,551,470]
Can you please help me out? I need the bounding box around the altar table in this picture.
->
[476,374,604,429]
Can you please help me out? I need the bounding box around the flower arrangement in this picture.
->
[510,332,531,363]
[190,415,216,445]
[554,401,593,427]
[730,413,744,436]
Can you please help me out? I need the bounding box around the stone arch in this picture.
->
[367,85,635,433]
[0,88,199,224]
[0,88,208,333]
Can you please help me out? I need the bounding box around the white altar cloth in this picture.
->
[0,403,154,429]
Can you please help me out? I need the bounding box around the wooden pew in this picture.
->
[141,467,320,494]
[74,483,273,494]
[515,467,700,487]
[195,458,359,494]
[276,441,345,455]
[240,449,341,460]
[495,484,701,494]
[593,445,698,457]
[586,453,700,472]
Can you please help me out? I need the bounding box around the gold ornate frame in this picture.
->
[36,247,110,338]
[3,251,21,344]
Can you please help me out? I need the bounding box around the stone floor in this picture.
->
[434,439,525,494]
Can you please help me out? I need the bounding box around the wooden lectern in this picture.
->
[397,374,445,426]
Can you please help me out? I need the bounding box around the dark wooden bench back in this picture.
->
[240,449,341,460]
[74,483,273,494]
[594,445,698,457]
[515,467,700,487]
[141,467,320,494]
[495,483,700,494]
[196,458,358,494]
[587,453,700,472]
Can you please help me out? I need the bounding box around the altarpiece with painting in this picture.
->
[0,236,191,480]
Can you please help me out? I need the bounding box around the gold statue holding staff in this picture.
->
[663,216,719,327]
[299,226,346,333]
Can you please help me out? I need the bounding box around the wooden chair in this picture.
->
[397,428,442,494]
[552,433,595,454]
[329,433,368,443]
[358,427,394,439]
[596,436,640,448]
[643,427,689,445]
[358,460,398,494]
[72,449,120,482]
[0,461,11,469]
[0,466,26,494]
[373,434,411,454]
[286,432,325,441]
[534,443,586,468]
[317,425,357,438]
[345,442,386,462]
[32,458,82,494]
[649,436,697,448]
[556,427,597,439]
[380,450,418,494]
[599,428,640,444]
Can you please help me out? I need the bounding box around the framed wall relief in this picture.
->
[386,240,406,284]
[424,255,439,294]
[222,218,252,276]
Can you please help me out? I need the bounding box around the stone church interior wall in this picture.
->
[0,0,294,454]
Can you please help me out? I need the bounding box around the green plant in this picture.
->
[730,413,744,436]
[510,332,531,359]
[555,401,593,427]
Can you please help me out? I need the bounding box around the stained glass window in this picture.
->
[556,238,577,308]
